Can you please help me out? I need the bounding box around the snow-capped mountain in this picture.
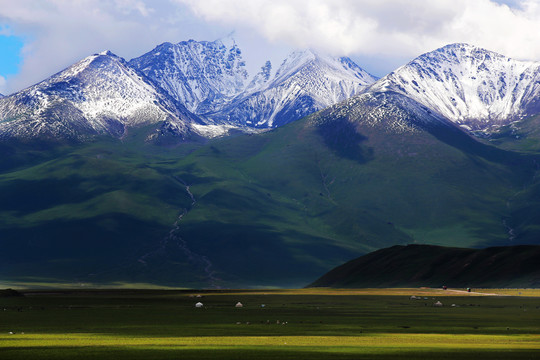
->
[130,40,376,128]
[369,43,540,133]
[129,38,249,115]
[0,51,202,141]
[320,91,453,135]
[209,50,377,128]
[0,39,377,142]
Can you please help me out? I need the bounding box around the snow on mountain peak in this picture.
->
[98,50,115,56]
[129,38,249,114]
[129,41,377,130]
[207,49,377,128]
[370,43,540,133]
[0,50,198,141]
[214,33,237,51]
[0,39,380,142]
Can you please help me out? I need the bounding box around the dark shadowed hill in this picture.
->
[309,244,540,288]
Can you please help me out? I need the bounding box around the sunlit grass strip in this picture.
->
[1,286,538,297]
[1,334,539,350]
[180,288,540,297]
[180,288,456,297]
[475,289,540,297]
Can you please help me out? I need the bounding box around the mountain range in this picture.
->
[0,38,376,142]
[1,41,540,288]
[370,43,540,135]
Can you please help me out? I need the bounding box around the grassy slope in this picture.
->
[0,97,539,287]
[0,138,199,285]
[486,114,540,153]
[171,100,536,286]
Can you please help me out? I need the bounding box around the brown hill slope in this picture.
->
[309,244,540,288]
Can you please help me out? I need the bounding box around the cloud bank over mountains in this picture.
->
[1,0,540,94]
[178,0,540,58]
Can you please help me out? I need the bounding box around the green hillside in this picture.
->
[309,244,540,288]
[1,94,539,288]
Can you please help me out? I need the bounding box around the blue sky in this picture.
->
[0,34,23,76]
[1,0,540,95]
[0,27,25,92]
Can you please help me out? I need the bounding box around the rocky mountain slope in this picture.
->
[129,40,376,128]
[209,50,377,128]
[129,38,249,115]
[0,39,377,142]
[309,244,540,288]
[369,43,540,135]
[0,51,202,142]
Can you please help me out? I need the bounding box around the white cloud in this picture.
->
[0,0,229,94]
[2,0,540,94]
[114,0,154,17]
[176,0,540,61]
[0,75,6,94]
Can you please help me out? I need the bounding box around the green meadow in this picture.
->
[1,288,539,359]
[2,110,538,288]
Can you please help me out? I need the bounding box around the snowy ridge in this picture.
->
[209,49,377,128]
[312,91,453,135]
[129,39,249,115]
[0,39,379,142]
[0,51,201,141]
[370,43,540,133]
[130,41,376,129]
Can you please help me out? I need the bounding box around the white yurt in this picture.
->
[195,302,203,308]
[235,302,243,308]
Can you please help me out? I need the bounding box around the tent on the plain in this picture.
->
[195,302,203,308]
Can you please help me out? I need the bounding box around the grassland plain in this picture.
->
[0,288,539,359]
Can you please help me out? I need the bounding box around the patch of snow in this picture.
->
[190,123,238,138]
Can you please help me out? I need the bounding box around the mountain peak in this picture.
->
[0,49,200,141]
[370,43,540,133]
[129,38,249,114]
[98,50,116,57]
[211,48,377,128]
[437,42,480,51]
[214,34,237,50]
[413,43,509,66]
[272,49,322,82]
